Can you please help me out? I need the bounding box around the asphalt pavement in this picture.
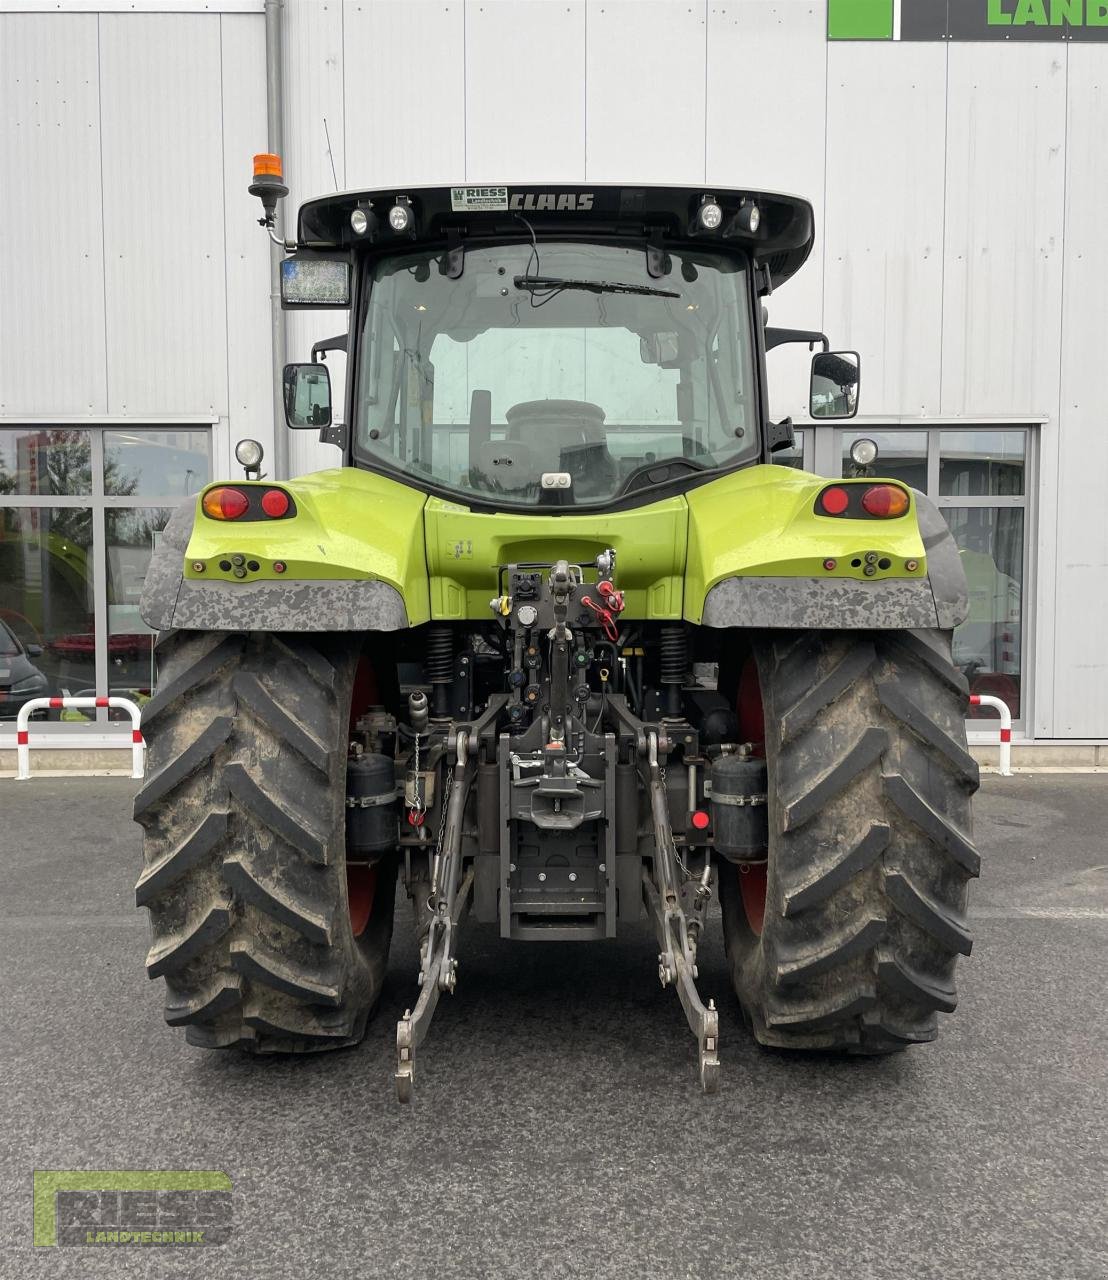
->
[1,774,1105,1279]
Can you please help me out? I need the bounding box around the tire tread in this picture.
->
[720,628,979,1054]
[134,630,395,1053]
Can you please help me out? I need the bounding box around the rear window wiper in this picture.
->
[513,275,680,299]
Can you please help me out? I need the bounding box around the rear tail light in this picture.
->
[818,486,850,515]
[861,484,909,518]
[815,482,910,519]
[261,488,290,518]
[201,486,295,521]
[202,487,250,520]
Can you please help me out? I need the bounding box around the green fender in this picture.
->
[685,467,966,630]
[139,464,966,633]
[141,469,428,632]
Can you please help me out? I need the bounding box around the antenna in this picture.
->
[323,117,338,192]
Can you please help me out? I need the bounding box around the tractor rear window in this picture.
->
[354,241,757,506]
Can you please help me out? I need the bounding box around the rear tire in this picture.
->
[133,630,397,1053]
[719,629,980,1053]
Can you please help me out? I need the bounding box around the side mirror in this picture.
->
[26,643,43,658]
[283,362,332,429]
[810,350,860,419]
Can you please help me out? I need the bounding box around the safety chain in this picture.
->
[406,730,426,828]
[436,764,454,860]
[660,764,693,882]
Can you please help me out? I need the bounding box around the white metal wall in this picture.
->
[1,0,1104,738]
[0,6,271,481]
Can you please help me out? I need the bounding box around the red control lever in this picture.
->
[581,595,619,641]
[596,580,624,613]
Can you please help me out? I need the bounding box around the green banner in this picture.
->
[829,0,1108,40]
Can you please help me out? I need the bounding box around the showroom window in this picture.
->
[833,425,1033,728]
[0,425,211,731]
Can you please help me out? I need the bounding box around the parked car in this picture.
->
[0,619,50,719]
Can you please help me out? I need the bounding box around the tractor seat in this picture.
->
[504,400,618,497]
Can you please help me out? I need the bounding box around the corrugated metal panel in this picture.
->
[2,2,263,11]
[465,0,586,182]
[283,0,346,478]
[0,13,107,415]
[1052,45,1105,737]
[706,0,827,421]
[824,40,947,419]
[342,1,464,188]
[220,11,273,483]
[99,13,228,417]
[287,0,471,478]
[284,0,345,203]
[940,45,1066,419]
[585,0,706,183]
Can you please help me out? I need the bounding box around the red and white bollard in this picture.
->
[969,694,1013,777]
[15,696,145,781]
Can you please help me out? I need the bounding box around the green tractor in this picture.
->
[134,172,979,1099]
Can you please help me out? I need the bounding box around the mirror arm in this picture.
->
[319,421,348,449]
[764,327,829,353]
[765,417,795,453]
[311,333,348,363]
[266,227,297,251]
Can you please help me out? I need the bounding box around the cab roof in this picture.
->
[296,183,815,291]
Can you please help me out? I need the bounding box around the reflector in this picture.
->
[819,486,850,515]
[261,489,290,518]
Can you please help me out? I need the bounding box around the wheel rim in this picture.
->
[347,864,377,937]
[736,654,768,936]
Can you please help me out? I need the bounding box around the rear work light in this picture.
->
[202,487,250,520]
[861,484,910,518]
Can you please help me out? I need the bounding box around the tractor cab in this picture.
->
[270,180,855,509]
